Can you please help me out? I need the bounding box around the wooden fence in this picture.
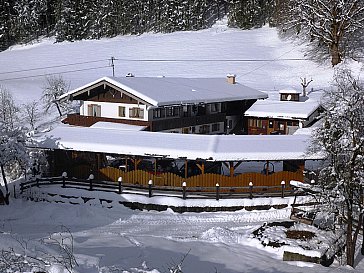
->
[20,175,296,199]
[97,166,302,192]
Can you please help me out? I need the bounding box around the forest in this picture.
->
[0,0,363,65]
[0,0,275,50]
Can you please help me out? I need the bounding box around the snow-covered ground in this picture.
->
[1,187,363,272]
[1,20,364,272]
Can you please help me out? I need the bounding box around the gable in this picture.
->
[71,80,146,105]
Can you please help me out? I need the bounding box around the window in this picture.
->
[165,106,179,117]
[129,107,144,119]
[269,120,274,128]
[199,125,210,134]
[279,122,285,131]
[210,103,220,113]
[212,123,220,132]
[256,119,263,128]
[88,104,101,117]
[118,106,125,117]
[153,108,163,119]
[248,119,263,128]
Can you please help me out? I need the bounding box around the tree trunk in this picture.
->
[0,164,9,205]
[362,213,364,255]
[55,102,63,117]
[330,42,341,66]
[346,213,355,266]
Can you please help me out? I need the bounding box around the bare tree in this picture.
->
[0,226,78,272]
[23,100,40,130]
[300,77,313,97]
[42,75,70,117]
[279,0,364,66]
[310,69,364,266]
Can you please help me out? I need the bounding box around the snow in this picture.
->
[1,187,363,273]
[90,122,146,131]
[279,89,302,94]
[1,20,363,273]
[60,76,268,106]
[245,99,321,119]
[0,25,338,106]
[34,124,324,161]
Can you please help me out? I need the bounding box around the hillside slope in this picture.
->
[0,22,343,105]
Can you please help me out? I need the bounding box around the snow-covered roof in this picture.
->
[34,125,323,161]
[90,122,146,131]
[245,100,321,120]
[60,76,268,107]
[279,89,301,94]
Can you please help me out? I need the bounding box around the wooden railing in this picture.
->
[20,175,295,199]
[62,113,149,127]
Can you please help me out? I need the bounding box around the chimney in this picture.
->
[227,74,236,84]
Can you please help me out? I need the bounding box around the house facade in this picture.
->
[245,89,322,135]
[60,75,267,134]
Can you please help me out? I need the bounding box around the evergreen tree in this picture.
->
[0,0,16,50]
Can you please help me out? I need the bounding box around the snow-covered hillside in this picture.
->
[0,23,344,105]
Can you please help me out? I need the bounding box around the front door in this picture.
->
[267,119,275,134]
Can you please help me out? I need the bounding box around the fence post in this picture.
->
[182,181,187,200]
[13,184,16,199]
[281,180,285,198]
[118,177,123,194]
[89,174,94,191]
[62,172,67,188]
[36,178,39,187]
[216,183,220,201]
[148,180,153,198]
[249,181,253,199]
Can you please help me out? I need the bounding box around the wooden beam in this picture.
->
[229,161,234,177]
[154,158,157,176]
[234,161,243,169]
[184,160,188,179]
[196,162,205,174]
[132,158,141,171]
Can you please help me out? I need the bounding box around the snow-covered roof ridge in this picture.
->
[60,76,268,107]
[33,125,324,161]
[279,88,301,94]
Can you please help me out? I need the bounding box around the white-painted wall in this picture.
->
[80,101,149,121]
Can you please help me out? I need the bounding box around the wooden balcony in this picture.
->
[62,113,150,128]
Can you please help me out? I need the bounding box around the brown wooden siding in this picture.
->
[62,113,150,128]
[248,118,300,135]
